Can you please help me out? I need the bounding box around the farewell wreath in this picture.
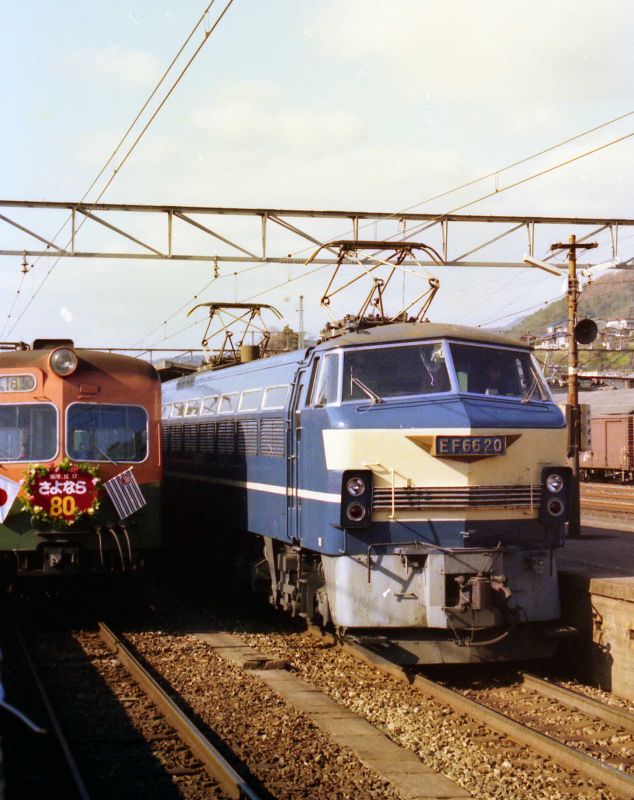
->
[22,458,102,527]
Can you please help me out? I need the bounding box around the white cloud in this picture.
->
[310,0,633,106]
[192,89,365,156]
[67,46,162,89]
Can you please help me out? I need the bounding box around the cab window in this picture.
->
[313,353,340,406]
[67,404,148,462]
[0,404,57,461]
[342,343,450,401]
[449,343,550,400]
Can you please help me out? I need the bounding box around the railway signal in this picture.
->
[551,235,598,539]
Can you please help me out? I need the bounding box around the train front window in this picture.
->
[449,343,550,400]
[67,404,148,462]
[0,404,57,461]
[342,343,450,401]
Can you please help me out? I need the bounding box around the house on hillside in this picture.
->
[603,319,634,350]
[534,321,567,349]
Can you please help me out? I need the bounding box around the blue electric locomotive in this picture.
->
[162,322,571,663]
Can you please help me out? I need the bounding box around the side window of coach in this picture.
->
[201,395,218,416]
[171,401,185,418]
[239,389,262,412]
[185,399,202,417]
[219,393,239,413]
[262,385,289,410]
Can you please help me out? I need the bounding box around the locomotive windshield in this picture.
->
[449,342,550,400]
[321,339,550,405]
[66,403,148,462]
[0,404,57,461]
[342,343,451,402]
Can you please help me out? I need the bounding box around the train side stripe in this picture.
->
[164,471,340,504]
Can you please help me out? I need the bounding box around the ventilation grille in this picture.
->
[237,420,258,455]
[199,422,216,454]
[373,484,543,510]
[216,421,235,454]
[260,418,286,457]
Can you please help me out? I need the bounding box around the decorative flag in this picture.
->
[0,475,21,523]
[104,468,146,520]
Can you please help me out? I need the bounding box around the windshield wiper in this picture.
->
[351,377,382,405]
[521,372,542,404]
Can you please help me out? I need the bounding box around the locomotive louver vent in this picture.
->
[373,484,543,510]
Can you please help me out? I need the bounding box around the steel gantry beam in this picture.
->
[1,200,634,268]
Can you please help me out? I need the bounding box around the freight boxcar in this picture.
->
[581,413,634,482]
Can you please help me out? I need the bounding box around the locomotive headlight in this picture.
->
[340,469,372,529]
[540,466,571,524]
[545,473,564,493]
[346,502,367,522]
[50,347,78,377]
[546,497,565,517]
[346,477,366,496]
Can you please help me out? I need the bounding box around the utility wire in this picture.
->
[5,0,236,339]
[382,130,634,245]
[288,110,634,258]
[75,102,634,348]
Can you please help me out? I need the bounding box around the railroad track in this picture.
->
[581,482,634,515]
[347,637,634,799]
[4,619,256,800]
[98,622,262,800]
[2,627,89,799]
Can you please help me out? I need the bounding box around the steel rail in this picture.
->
[98,622,261,800]
[580,485,634,514]
[14,628,91,800]
[582,500,634,513]
[344,638,634,799]
[522,673,634,734]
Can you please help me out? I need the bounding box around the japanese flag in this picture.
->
[0,475,21,523]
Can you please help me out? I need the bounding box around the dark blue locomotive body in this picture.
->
[162,322,571,663]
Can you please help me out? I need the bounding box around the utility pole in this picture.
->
[550,235,597,539]
[298,295,305,349]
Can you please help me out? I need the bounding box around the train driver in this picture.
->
[479,361,509,396]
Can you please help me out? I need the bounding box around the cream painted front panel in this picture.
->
[322,427,568,489]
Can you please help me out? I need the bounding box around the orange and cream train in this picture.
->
[0,340,161,588]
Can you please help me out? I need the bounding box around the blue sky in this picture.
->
[1,1,633,351]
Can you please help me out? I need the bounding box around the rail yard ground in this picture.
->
[0,495,632,800]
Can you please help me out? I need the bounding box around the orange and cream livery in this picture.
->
[0,340,161,588]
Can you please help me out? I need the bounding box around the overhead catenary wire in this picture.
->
[288,110,634,259]
[99,103,634,350]
[4,0,236,339]
[199,124,634,338]
[381,130,634,246]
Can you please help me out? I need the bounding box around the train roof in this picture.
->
[314,322,527,351]
[551,387,634,416]
[0,347,160,382]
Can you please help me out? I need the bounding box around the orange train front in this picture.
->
[0,340,162,588]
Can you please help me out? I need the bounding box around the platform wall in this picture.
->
[559,571,634,699]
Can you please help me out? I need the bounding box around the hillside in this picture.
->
[511,269,634,336]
